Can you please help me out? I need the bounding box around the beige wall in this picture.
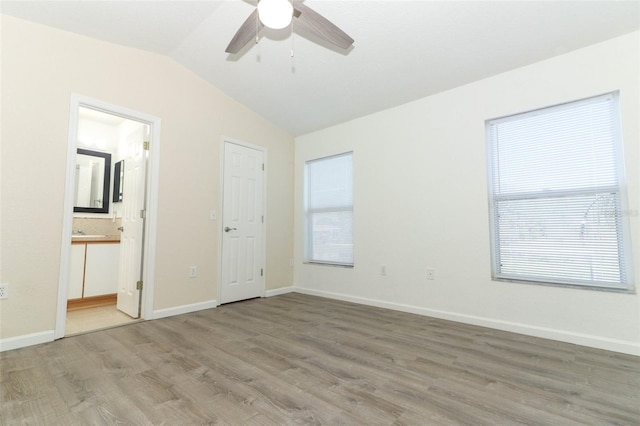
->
[0,16,294,340]
[295,32,640,355]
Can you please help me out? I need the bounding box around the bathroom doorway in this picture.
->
[55,95,161,339]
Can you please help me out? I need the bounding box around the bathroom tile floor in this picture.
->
[65,304,139,335]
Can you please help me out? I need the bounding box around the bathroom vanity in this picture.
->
[68,235,120,310]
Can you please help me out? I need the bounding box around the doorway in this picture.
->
[55,95,161,339]
[219,141,266,304]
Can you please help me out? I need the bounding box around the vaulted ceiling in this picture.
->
[2,1,639,136]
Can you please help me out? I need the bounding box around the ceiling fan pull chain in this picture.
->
[290,2,294,58]
[290,36,294,58]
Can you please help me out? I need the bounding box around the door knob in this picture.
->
[224,226,237,232]
[117,226,124,231]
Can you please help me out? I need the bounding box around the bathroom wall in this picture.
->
[72,218,122,239]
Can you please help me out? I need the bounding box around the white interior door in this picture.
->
[220,142,264,304]
[117,127,147,318]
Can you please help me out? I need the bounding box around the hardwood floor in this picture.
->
[1,293,639,425]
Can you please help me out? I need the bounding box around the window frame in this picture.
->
[486,92,634,292]
[303,151,354,267]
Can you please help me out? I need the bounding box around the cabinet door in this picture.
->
[68,244,86,299]
[84,244,120,297]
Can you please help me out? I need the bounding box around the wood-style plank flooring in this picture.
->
[1,293,639,425]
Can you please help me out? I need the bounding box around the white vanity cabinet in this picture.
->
[68,244,86,299]
[68,240,120,300]
[84,243,119,297]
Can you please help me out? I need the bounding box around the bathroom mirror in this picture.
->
[74,148,111,214]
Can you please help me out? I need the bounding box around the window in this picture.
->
[486,92,633,291]
[304,152,353,266]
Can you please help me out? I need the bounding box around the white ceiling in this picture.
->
[2,1,639,136]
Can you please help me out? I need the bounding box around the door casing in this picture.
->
[55,94,161,339]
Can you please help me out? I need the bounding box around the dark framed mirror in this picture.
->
[113,160,124,203]
[74,148,111,214]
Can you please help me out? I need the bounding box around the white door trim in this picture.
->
[218,137,267,305]
[55,94,162,339]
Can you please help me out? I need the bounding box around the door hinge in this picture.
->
[262,163,264,171]
[143,141,150,151]
[261,215,264,223]
[136,280,143,290]
[261,268,263,277]
[140,209,146,219]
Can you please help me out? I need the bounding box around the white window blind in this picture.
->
[305,152,353,266]
[487,92,633,290]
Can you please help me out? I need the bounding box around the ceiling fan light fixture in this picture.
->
[257,0,293,30]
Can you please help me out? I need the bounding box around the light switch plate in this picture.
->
[0,284,8,299]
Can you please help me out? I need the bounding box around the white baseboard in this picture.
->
[4,291,637,356]
[294,287,640,356]
[152,299,217,320]
[0,330,55,352]
[265,286,295,297]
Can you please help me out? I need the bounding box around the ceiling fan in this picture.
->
[225,0,354,54]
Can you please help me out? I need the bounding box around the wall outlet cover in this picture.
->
[189,266,198,278]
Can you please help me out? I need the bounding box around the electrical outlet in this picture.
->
[210,210,217,221]
[426,268,435,280]
[0,284,8,299]
[189,266,198,278]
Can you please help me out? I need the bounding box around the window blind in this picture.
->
[487,92,632,290]
[304,152,353,266]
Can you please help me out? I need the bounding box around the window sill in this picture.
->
[303,261,354,268]
[493,276,635,294]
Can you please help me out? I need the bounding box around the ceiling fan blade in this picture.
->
[293,3,354,49]
[225,9,264,54]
